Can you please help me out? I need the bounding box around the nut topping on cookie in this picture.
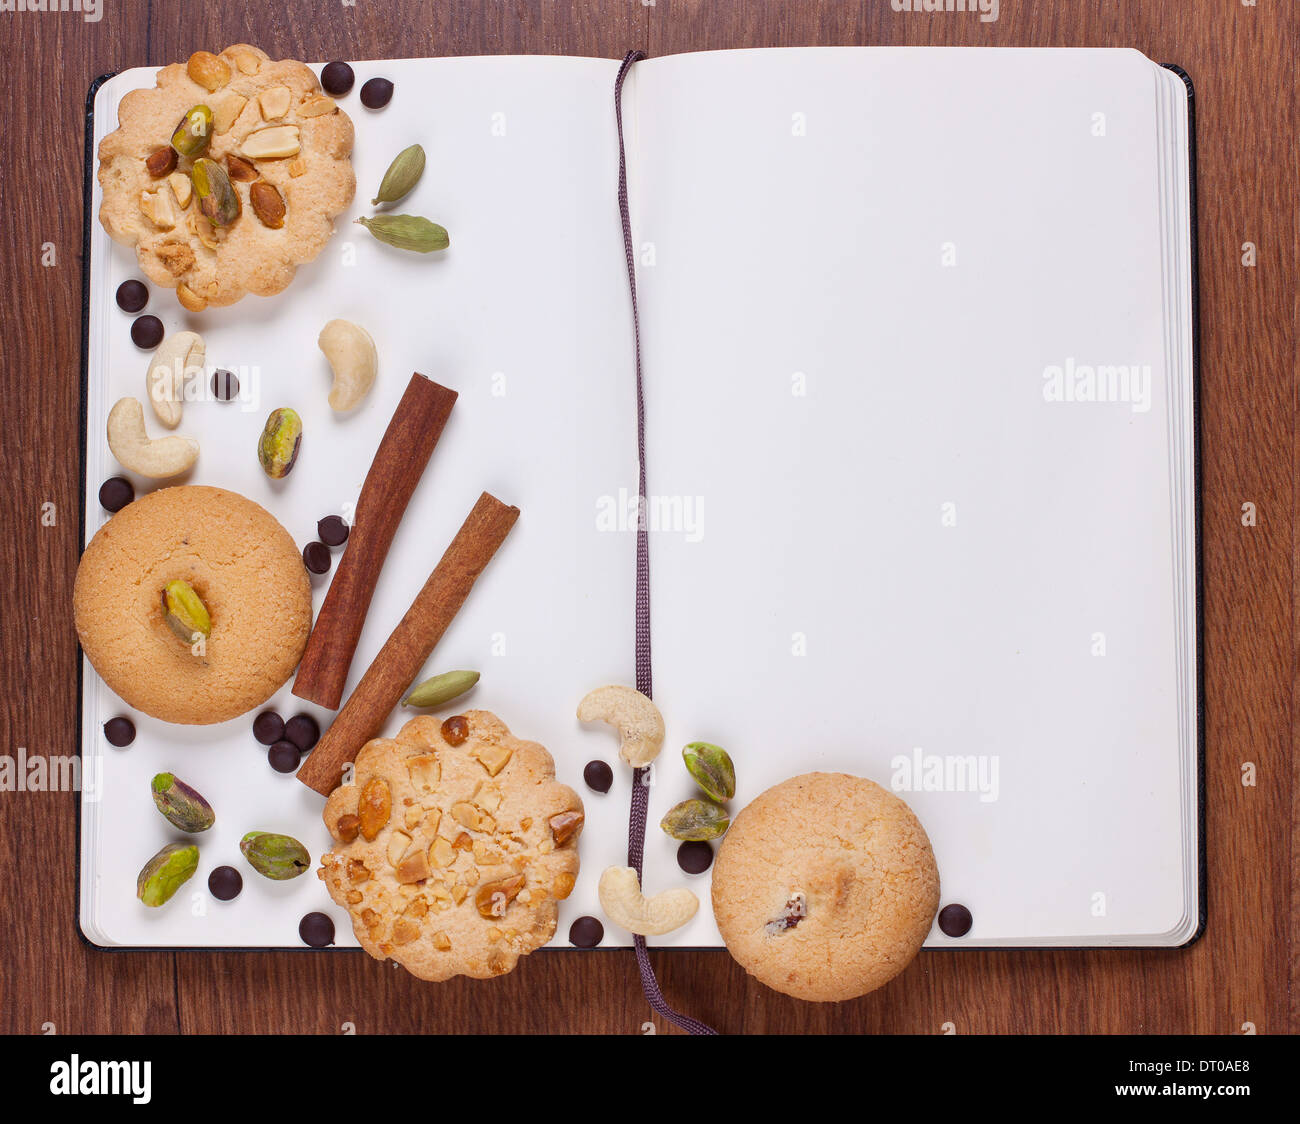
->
[258,85,292,121]
[475,875,525,919]
[242,125,300,160]
[187,51,231,92]
[145,146,177,179]
[299,95,339,118]
[250,181,286,229]
[320,712,583,981]
[225,154,258,182]
[170,105,214,160]
[441,716,470,746]
[358,777,391,841]
[548,810,584,846]
[210,92,247,135]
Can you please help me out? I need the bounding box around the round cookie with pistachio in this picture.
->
[97,44,355,310]
[712,773,939,1002]
[319,712,584,981]
[73,485,311,724]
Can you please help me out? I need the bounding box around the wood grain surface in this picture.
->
[1,0,1295,1035]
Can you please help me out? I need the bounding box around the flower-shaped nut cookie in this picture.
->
[97,44,355,310]
[319,712,584,980]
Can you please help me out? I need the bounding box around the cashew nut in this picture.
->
[576,685,665,767]
[598,866,698,936]
[318,319,377,412]
[107,397,199,478]
[146,330,204,428]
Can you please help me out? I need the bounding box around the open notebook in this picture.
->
[80,47,1199,949]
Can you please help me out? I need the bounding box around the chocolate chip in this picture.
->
[317,514,349,546]
[299,911,336,947]
[268,740,301,773]
[252,710,284,745]
[302,541,331,574]
[360,77,394,109]
[320,61,355,97]
[569,916,604,948]
[677,841,714,875]
[211,369,239,402]
[103,716,136,747]
[938,903,973,937]
[130,314,164,350]
[284,713,320,752]
[208,865,243,901]
[98,476,134,513]
[583,759,613,793]
[115,279,149,313]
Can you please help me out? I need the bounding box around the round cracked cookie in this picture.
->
[712,773,939,1002]
[319,712,584,981]
[73,485,311,724]
[97,44,355,310]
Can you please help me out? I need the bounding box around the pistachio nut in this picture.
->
[191,157,240,226]
[372,143,426,206]
[150,772,216,833]
[162,579,211,646]
[659,797,729,841]
[257,407,302,478]
[682,741,736,802]
[170,104,214,159]
[239,831,310,880]
[355,214,449,254]
[402,669,480,709]
[136,842,199,907]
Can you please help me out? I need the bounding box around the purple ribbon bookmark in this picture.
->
[615,48,718,1037]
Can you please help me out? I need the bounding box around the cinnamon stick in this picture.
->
[297,492,520,796]
[293,373,458,709]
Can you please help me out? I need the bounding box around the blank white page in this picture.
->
[629,47,1196,946]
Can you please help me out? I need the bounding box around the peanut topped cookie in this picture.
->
[319,712,584,981]
[97,44,355,310]
[712,773,939,1002]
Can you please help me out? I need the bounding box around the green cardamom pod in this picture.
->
[151,772,216,833]
[240,831,310,880]
[355,214,449,254]
[372,143,426,205]
[660,798,730,841]
[402,669,480,709]
[136,842,199,907]
[683,742,736,802]
[162,580,211,644]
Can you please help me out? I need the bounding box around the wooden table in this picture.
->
[3,0,1294,1035]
